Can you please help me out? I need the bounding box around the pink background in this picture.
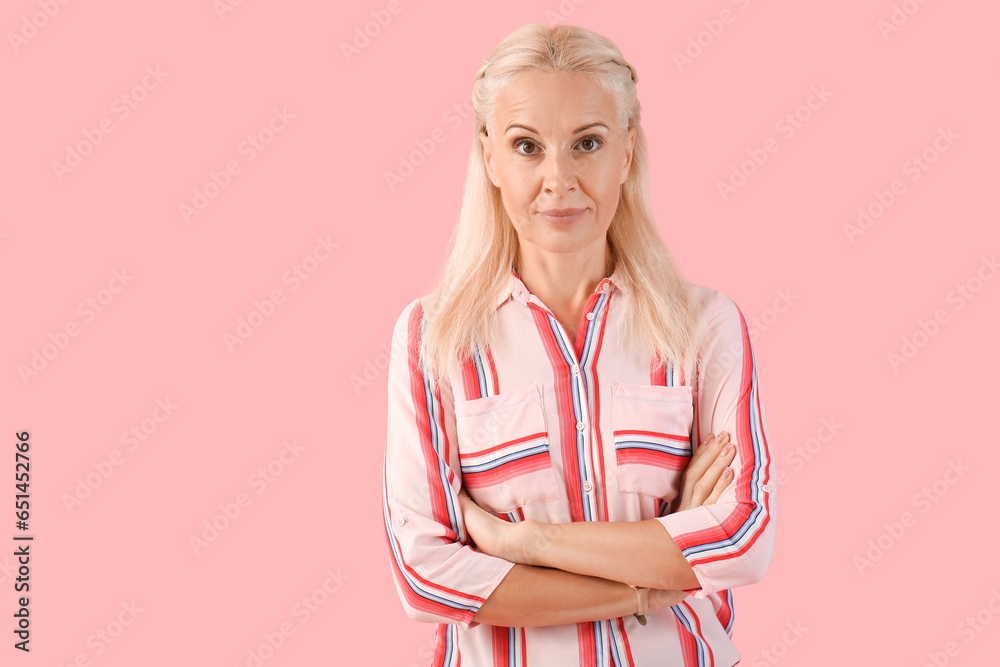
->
[3,1,998,665]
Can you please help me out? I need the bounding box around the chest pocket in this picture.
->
[611,382,694,500]
[454,383,561,514]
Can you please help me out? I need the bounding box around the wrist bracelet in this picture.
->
[630,585,649,626]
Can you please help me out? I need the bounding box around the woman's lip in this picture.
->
[539,208,586,216]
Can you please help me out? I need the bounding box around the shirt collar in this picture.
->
[495,265,622,309]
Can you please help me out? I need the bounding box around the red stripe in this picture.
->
[520,627,527,666]
[458,432,547,459]
[615,448,689,471]
[462,353,482,400]
[577,622,597,667]
[683,601,715,666]
[432,623,449,667]
[530,304,586,523]
[462,451,552,488]
[492,626,508,667]
[673,607,700,667]
[383,477,485,624]
[715,591,733,635]
[674,305,773,567]
[614,617,637,667]
[407,304,455,540]
[592,293,611,522]
[614,428,690,443]
[485,343,500,395]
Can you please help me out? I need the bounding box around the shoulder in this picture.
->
[684,282,747,349]
[684,281,737,322]
[392,292,450,349]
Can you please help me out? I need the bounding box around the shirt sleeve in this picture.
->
[654,290,777,598]
[382,297,516,630]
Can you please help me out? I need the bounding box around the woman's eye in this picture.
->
[513,139,538,155]
[578,136,602,151]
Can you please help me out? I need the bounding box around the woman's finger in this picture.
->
[704,465,734,504]
[687,437,737,507]
[680,432,728,502]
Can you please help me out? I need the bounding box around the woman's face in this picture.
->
[480,70,635,261]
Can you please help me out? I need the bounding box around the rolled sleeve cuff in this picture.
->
[463,557,517,630]
[653,512,718,599]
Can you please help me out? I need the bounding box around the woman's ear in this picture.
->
[479,129,499,188]
[621,126,636,184]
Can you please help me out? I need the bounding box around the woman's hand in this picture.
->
[642,431,737,613]
[458,489,523,561]
[647,587,690,612]
[675,431,737,513]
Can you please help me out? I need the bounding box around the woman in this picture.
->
[383,23,776,667]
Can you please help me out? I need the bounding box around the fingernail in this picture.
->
[715,431,727,443]
[723,467,733,478]
[702,435,715,446]
[721,444,732,455]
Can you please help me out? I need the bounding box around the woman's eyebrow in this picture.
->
[504,122,609,135]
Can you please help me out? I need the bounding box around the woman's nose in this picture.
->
[542,149,577,194]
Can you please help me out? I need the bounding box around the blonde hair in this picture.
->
[421,23,707,381]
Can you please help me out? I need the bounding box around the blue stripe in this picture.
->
[546,314,594,522]
[614,440,691,456]
[594,619,606,667]
[723,589,735,635]
[472,342,489,398]
[672,606,707,667]
[382,484,479,615]
[460,444,550,473]
[445,624,456,667]
[682,338,766,559]
[420,315,459,535]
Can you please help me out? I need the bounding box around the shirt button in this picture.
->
[585,312,595,321]
[572,365,580,375]
[395,516,407,527]
[602,283,610,292]
[576,421,585,431]
[583,481,593,492]
[761,484,770,492]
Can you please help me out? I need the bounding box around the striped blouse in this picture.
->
[382,266,776,667]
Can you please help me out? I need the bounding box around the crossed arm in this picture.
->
[462,431,738,628]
